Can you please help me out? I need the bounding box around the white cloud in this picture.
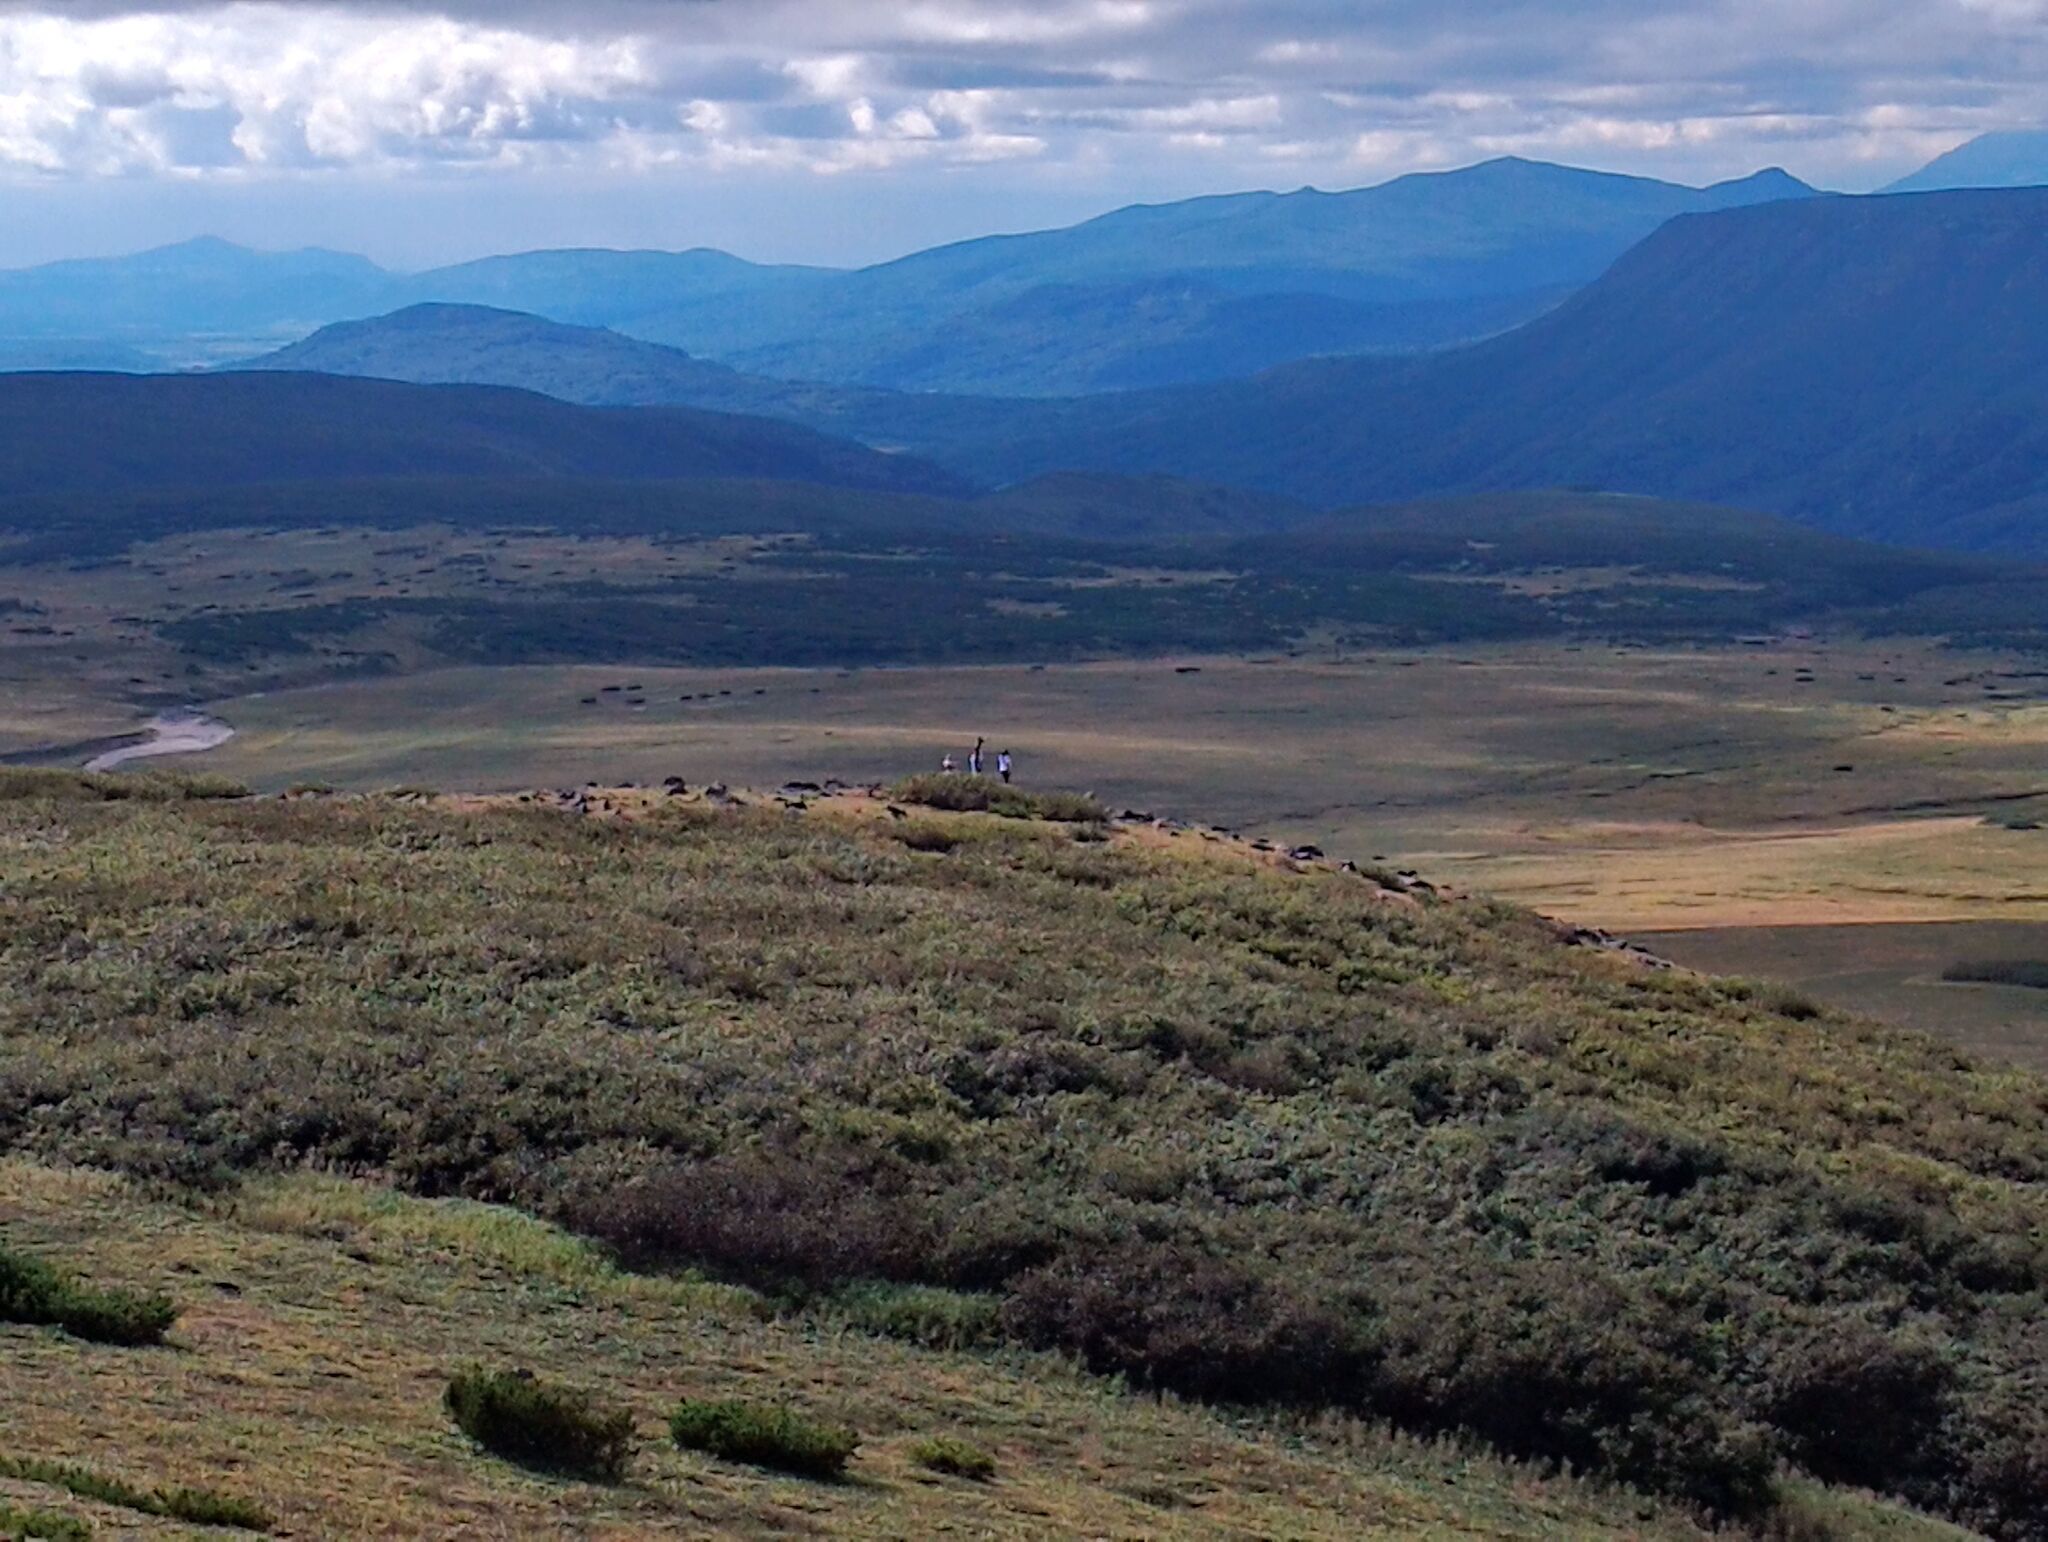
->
[0,0,2044,196]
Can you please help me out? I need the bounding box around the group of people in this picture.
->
[940,736,1014,783]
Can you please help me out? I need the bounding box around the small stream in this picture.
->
[83,711,236,772]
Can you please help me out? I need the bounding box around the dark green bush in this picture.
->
[153,1487,275,1530]
[669,1399,856,1479]
[891,822,960,854]
[1764,1327,1956,1493]
[0,1501,88,1542]
[444,1367,633,1482]
[1942,958,2048,991]
[1373,1274,1779,1519]
[830,1282,1002,1350]
[0,768,247,803]
[0,1457,270,1532]
[1000,1240,1378,1407]
[574,1153,937,1293]
[891,774,1106,824]
[908,1436,995,1481]
[0,1243,176,1346]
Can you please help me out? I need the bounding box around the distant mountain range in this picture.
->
[952,187,2048,551]
[1884,130,2048,192]
[0,157,1814,394]
[242,186,2048,553]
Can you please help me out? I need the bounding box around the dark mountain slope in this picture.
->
[247,304,804,412]
[237,304,1027,460]
[0,372,966,500]
[970,189,2048,550]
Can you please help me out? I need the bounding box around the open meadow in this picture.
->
[163,636,2048,1068]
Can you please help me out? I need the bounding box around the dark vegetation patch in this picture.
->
[0,1456,270,1532]
[907,1436,995,1481]
[0,777,2042,1535]
[1943,959,2048,991]
[20,487,2048,692]
[0,1243,177,1347]
[0,1500,88,1542]
[0,767,249,803]
[668,1399,857,1480]
[443,1367,633,1482]
[891,774,1107,824]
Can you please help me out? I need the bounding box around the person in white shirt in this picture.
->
[997,750,1013,784]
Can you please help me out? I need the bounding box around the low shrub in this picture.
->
[0,1501,88,1542]
[572,1152,937,1293]
[443,1367,633,1482]
[0,1457,270,1532]
[1762,1326,1956,1492]
[1942,958,2048,991]
[890,774,1106,824]
[908,1436,995,1481]
[830,1281,1002,1350]
[1000,1239,1378,1407]
[890,822,960,854]
[1753,982,1824,1021]
[0,1244,176,1346]
[153,1487,275,1530]
[1374,1277,1780,1520]
[0,768,247,803]
[669,1398,856,1479]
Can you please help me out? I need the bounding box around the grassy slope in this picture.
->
[0,1160,1730,1540]
[0,774,2041,1535]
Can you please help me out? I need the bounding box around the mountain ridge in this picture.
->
[937,186,2048,551]
[0,155,1815,392]
[1885,129,2048,192]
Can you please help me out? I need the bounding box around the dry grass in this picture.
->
[0,1160,1725,1541]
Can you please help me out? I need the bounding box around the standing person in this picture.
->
[970,737,985,777]
[997,750,1013,784]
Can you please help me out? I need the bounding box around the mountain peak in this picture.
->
[1885,129,2048,192]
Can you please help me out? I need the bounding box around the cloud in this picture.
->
[0,0,2042,194]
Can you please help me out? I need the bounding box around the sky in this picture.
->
[0,0,2043,270]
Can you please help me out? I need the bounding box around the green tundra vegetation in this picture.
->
[0,770,2041,1538]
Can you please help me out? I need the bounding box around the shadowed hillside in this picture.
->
[0,372,968,500]
[962,188,2048,552]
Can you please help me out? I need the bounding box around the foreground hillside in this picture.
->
[0,772,2040,1538]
